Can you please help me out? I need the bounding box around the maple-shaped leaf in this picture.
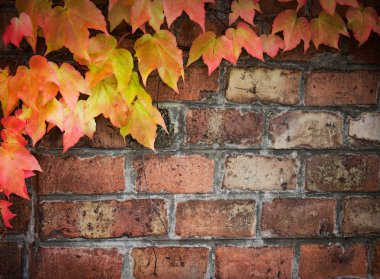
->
[188,31,236,75]
[229,0,261,25]
[346,6,379,46]
[319,0,359,16]
[2,13,33,49]
[311,11,349,49]
[43,0,107,60]
[0,115,28,146]
[278,0,307,12]
[272,9,311,52]
[108,0,133,31]
[0,200,16,228]
[226,22,264,61]
[135,30,184,92]
[260,34,284,58]
[130,0,164,33]
[121,73,166,150]
[0,68,19,117]
[163,0,214,32]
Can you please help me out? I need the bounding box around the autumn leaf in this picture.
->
[187,31,236,75]
[108,0,133,31]
[279,0,307,12]
[42,0,108,60]
[319,0,358,16]
[130,0,164,33]
[229,0,261,25]
[225,22,264,61]
[0,200,16,228]
[260,34,284,58]
[0,68,19,117]
[2,13,33,49]
[163,0,214,31]
[272,9,311,52]
[135,30,183,92]
[346,6,379,46]
[311,11,349,49]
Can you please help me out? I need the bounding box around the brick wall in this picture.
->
[1,1,380,278]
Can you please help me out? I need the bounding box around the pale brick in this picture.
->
[349,112,380,143]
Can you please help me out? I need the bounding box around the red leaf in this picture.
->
[0,200,16,228]
[229,0,261,25]
[346,6,379,46]
[260,34,284,58]
[2,13,33,49]
[319,0,359,16]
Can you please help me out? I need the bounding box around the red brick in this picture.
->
[132,247,209,278]
[223,155,298,191]
[37,155,125,194]
[349,112,380,143]
[133,155,213,193]
[31,248,122,279]
[305,71,379,105]
[0,196,31,234]
[215,246,293,279]
[269,111,343,149]
[299,244,368,279]
[342,197,380,235]
[186,109,263,146]
[305,155,380,192]
[226,68,300,105]
[39,200,167,239]
[374,242,380,278]
[176,200,255,238]
[146,65,219,101]
[0,243,22,279]
[261,198,336,237]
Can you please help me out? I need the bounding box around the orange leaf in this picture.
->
[319,0,358,16]
[346,6,379,46]
[278,0,307,12]
[272,9,311,52]
[229,0,261,25]
[163,0,214,32]
[260,34,284,58]
[2,13,33,49]
[0,200,16,228]
[0,68,19,117]
[131,0,164,33]
[108,0,133,31]
[135,30,183,92]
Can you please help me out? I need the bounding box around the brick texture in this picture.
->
[132,247,209,279]
[31,248,122,279]
[299,244,368,279]
[0,243,22,279]
[0,196,31,234]
[226,67,300,105]
[39,200,167,239]
[305,155,380,192]
[374,242,380,278]
[186,109,263,146]
[133,155,213,193]
[261,198,336,237]
[37,155,125,194]
[176,200,256,238]
[223,155,298,191]
[349,112,380,143]
[215,246,293,279]
[342,197,380,235]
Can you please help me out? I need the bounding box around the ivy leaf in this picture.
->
[2,13,33,49]
[108,0,133,31]
[272,9,311,52]
[346,6,379,46]
[0,68,19,117]
[260,34,284,58]
[278,0,307,12]
[0,200,16,228]
[43,0,108,60]
[120,73,166,150]
[311,11,349,49]
[135,30,183,92]
[130,0,164,33]
[163,0,214,32]
[319,0,359,16]
[187,31,236,75]
[226,22,264,61]
[229,0,261,25]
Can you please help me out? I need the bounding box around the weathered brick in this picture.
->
[261,198,336,237]
[37,155,125,194]
[146,65,219,101]
[40,200,167,239]
[0,243,22,279]
[0,196,31,234]
[269,111,343,149]
[176,200,255,238]
[132,247,209,279]
[215,246,293,279]
[226,68,300,105]
[342,197,380,235]
[305,155,380,192]
[223,155,298,191]
[133,155,213,193]
[299,244,368,279]
[31,248,122,279]
[305,71,379,105]
[349,112,380,143]
[186,109,263,146]
[374,242,380,278]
